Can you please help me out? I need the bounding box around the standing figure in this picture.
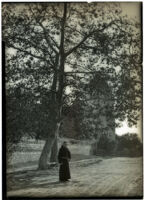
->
[58,141,71,182]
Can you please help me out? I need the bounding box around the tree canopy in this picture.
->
[3,2,142,155]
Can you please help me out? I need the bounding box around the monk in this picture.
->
[58,141,71,182]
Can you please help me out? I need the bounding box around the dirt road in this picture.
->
[7,157,142,198]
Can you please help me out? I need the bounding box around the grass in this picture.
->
[8,138,92,171]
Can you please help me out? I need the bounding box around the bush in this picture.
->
[97,135,115,155]
[90,133,142,157]
[115,133,142,157]
[90,134,116,156]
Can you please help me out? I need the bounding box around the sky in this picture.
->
[116,120,142,139]
[120,2,141,20]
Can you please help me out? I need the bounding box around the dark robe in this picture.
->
[58,145,71,181]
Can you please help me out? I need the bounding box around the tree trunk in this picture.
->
[38,136,55,170]
[90,141,98,155]
[38,122,60,169]
[50,136,58,162]
[38,3,67,170]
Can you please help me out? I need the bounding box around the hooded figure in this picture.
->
[58,141,71,182]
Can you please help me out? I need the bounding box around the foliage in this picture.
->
[2,3,142,156]
[97,134,115,155]
[71,71,116,139]
[115,133,142,157]
[90,133,142,157]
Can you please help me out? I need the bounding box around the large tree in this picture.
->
[3,2,141,169]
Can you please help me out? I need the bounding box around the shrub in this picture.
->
[90,134,116,156]
[115,133,142,157]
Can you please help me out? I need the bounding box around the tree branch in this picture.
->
[8,43,47,61]
[65,71,97,75]
[65,34,90,57]
[38,21,59,54]
[49,34,59,50]
[65,20,121,57]
[10,35,57,68]
[10,36,51,56]
[66,25,86,37]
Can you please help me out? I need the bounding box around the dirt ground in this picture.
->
[7,157,142,198]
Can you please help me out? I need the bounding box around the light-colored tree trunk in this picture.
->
[50,135,58,163]
[38,136,55,170]
[38,123,60,169]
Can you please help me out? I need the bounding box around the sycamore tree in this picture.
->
[3,2,141,169]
